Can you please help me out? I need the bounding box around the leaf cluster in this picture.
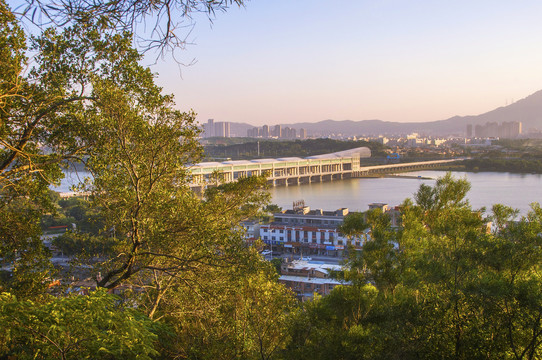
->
[287,173,542,359]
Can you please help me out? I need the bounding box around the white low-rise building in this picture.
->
[260,203,367,257]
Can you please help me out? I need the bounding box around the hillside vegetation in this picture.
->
[203,138,389,160]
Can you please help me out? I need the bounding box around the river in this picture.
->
[55,170,542,216]
[268,171,542,216]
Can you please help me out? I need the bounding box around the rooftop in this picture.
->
[285,260,342,273]
[279,275,345,285]
[192,146,371,169]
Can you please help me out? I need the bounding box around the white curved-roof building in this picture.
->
[189,147,371,186]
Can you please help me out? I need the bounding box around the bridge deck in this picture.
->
[188,147,462,190]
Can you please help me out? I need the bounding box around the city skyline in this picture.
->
[150,1,542,127]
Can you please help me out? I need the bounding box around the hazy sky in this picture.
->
[149,0,542,126]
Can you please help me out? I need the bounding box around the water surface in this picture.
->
[269,171,542,216]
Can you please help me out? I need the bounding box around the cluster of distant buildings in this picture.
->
[466,121,522,139]
[203,119,231,138]
[201,118,525,141]
[246,124,307,139]
[374,133,448,148]
[201,119,309,140]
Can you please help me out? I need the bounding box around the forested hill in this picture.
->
[203,138,388,161]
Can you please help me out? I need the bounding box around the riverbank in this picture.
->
[358,174,434,180]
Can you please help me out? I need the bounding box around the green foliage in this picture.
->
[43,196,105,234]
[0,199,54,298]
[461,139,542,173]
[289,174,542,359]
[1,1,150,298]
[204,138,388,160]
[338,211,368,237]
[1,1,297,359]
[0,289,160,359]
[285,284,379,360]
[270,257,283,275]
[264,203,283,214]
[157,261,295,359]
[463,157,542,173]
[52,232,119,257]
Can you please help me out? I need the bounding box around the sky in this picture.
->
[148,0,542,126]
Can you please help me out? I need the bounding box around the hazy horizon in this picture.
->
[149,1,542,127]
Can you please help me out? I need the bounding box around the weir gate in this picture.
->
[188,147,461,190]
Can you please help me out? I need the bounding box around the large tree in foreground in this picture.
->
[1,2,296,358]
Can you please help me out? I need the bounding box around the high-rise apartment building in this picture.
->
[273,125,282,138]
[247,127,261,137]
[262,125,270,138]
[472,121,522,138]
[204,119,215,138]
[282,127,296,139]
[224,122,230,137]
[203,119,230,138]
[245,125,305,139]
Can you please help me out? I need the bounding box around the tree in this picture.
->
[1,0,164,297]
[288,174,542,359]
[264,204,282,214]
[338,211,367,239]
[13,0,246,56]
[284,284,379,360]
[0,290,160,359]
[0,2,59,297]
[157,262,295,359]
[2,1,297,358]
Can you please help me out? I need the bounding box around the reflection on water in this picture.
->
[269,171,542,216]
[54,170,92,192]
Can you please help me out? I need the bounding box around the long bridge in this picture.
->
[189,147,463,191]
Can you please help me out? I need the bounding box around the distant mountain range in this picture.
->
[229,90,542,137]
